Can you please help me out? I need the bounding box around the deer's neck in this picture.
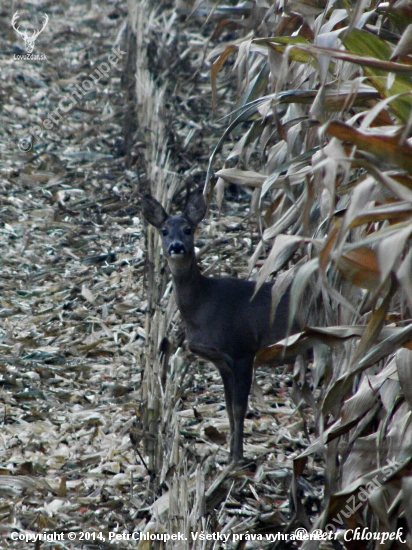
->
[168,254,202,285]
[168,255,204,318]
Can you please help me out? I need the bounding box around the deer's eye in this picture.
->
[183,227,192,235]
[161,228,168,236]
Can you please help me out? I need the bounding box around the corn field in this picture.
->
[1,0,412,548]
[132,0,412,547]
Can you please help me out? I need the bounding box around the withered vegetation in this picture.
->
[1,0,412,548]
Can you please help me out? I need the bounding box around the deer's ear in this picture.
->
[142,195,169,228]
[185,188,206,226]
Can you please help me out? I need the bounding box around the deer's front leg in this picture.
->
[189,345,238,459]
[217,365,235,459]
[231,357,254,462]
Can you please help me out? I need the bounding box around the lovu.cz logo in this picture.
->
[11,11,48,58]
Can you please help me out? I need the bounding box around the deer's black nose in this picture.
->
[168,242,186,255]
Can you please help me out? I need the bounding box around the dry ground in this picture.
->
[0,1,321,548]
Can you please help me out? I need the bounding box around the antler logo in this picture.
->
[11,11,49,53]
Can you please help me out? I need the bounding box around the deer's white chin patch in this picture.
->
[169,251,185,257]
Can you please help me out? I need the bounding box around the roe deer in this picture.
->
[142,189,296,461]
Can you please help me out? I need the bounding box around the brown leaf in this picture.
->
[337,247,381,290]
[204,426,227,445]
[326,121,412,172]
